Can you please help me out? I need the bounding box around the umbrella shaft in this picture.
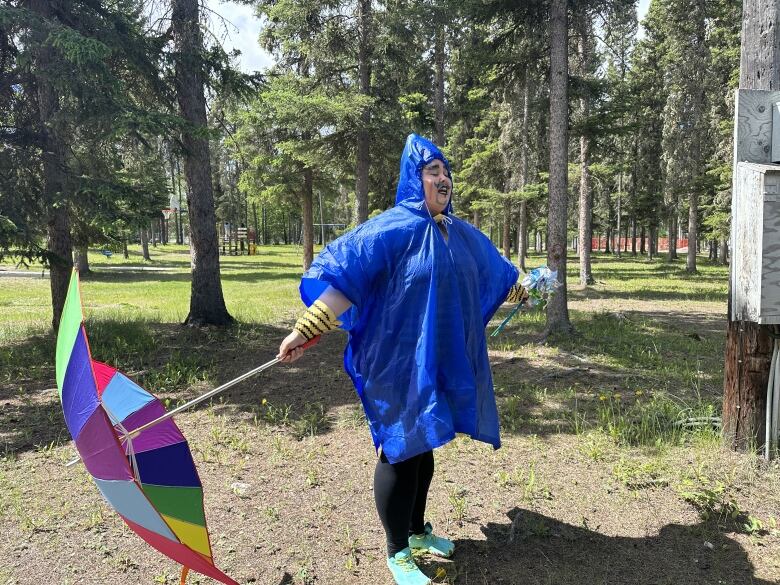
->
[64,356,280,468]
[128,356,280,438]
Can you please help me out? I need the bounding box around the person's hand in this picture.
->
[277,330,308,363]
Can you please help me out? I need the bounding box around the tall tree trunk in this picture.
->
[355,0,372,225]
[252,203,259,248]
[616,176,622,258]
[631,219,637,256]
[141,227,151,261]
[653,227,659,258]
[517,73,530,272]
[640,225,646,255]
[73,245,89,274]
[302,167,314,270]
[123,240,129,259]
[623,222,629,253]
[578,11,594,286]
[649,225,656,260]
[720,238,729,264]
[434,27,446,146]
[172,0,233,326]
[545,0,572,335]
[31,0,72,330]
[261,205,266,245]
[176,158,185,244]
[518,200,528,271]
[723,0,776,451]
[502,203,512,259]
[686,194,698,272]
[170,155,183,245]
[473,210,481,230]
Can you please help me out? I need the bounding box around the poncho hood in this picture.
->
[394,133,453,215]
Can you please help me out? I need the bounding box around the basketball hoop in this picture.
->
[162,208,175,220]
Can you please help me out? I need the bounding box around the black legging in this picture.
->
[374,450,434,557]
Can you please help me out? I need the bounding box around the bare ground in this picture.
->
[2,291,780,585]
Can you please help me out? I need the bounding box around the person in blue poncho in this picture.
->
[278,134,526,585]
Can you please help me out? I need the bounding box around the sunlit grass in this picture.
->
[0,244,311,341]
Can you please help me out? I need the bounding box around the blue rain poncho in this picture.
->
[300,134,519,463]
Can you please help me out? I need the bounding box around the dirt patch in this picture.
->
[2,294,779,584]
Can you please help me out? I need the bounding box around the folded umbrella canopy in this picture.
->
[56,269,238,585]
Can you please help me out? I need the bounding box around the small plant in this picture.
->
[596,393,719,448]
[336,406,366,430]
[743,515,764,535]
[343,525,361,571]
[263,401,293,426]
[448,486,468,523]
[305,468,320,488]
[676,463,738,521]
[578,430,611,462]
[142,351,212,393]
[499,394,525,432]
[291,403,329,439]
[612,457,668,490]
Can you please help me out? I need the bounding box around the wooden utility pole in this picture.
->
[722,0,776,450]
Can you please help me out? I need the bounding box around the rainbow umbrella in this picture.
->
[56,270,238,585]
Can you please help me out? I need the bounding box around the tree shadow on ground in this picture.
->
[568,287,727,303]
[0,320,358,456]
[420,508,774,585]
[82,267,300,284]
[583,267,727,282]
[0,301,729,455]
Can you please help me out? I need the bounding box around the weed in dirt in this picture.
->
[342,525,361,571]
[447,487,468,524]
[499,394,526,432]
[262,400,293,426]
[611,456,669,489]
[578,430,613,461]
[675,460,738,521]
[270,433,293,461]
[141,350,213,394]
[291,403,329,439]
[113,554,140,573]
[305,468,320,488]
[294,563,315,585]
[596,392,720,448]
[336,405,367,429]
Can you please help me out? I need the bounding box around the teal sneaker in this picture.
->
[386,547,431,585]
[408,522,455,558]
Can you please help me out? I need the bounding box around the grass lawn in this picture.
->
[1,246,779,584]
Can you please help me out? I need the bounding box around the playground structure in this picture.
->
[221,224,257,255]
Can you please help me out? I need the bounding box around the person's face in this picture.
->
[422,159,452,215]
